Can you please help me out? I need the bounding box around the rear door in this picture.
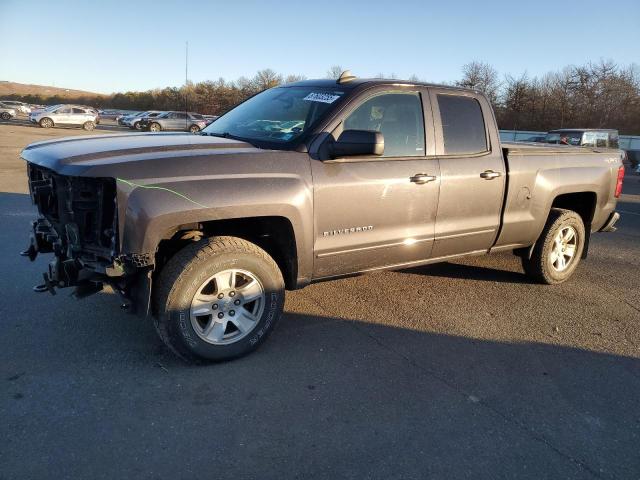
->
[429,89,506,257]
[311,88,440,278]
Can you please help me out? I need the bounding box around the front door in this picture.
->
[311,90,440,278]
[52,106,73,124]
[428,89,506,257]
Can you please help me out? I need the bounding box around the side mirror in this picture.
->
[331,130,384,158]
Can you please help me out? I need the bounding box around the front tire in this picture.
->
[149,122,161,132]
[522,208,585,284]
[154,236,285,363]
[189,124,200,133]
[39,117,54,128]
[0,112,11,120]
[83,121,95,131]
[133,121,142,130]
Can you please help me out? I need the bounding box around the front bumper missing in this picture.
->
[19,217,150,311]
[599,211,620,232]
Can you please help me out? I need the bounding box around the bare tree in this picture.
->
[457,61,500,105]
[285,74,307,83]
[252,69,283,91]
[326,65,344,79]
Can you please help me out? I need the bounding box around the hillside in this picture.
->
[0,81,105,98]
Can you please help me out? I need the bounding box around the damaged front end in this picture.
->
[21,163,150,311]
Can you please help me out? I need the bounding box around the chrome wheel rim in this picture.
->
[550,226,577,272]
[190,268,265,345]
[150,124,160,132]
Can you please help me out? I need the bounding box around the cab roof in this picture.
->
[282,78,475,94]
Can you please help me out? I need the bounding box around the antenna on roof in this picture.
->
[337,70,356,84]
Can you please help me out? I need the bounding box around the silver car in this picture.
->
[0,100,31,114]
[0,102,17,120]
[139,111,208,133]
[122,110,165,130]
[29,104,98,130]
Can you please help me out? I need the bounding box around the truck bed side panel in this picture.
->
[495,144,621,248]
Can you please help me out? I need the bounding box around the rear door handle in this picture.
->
[480,170,501,180]
[410,174,437,184]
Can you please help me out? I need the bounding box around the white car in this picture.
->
[0,103,17,120]
[29,104,98,130]
[0,100,31,114]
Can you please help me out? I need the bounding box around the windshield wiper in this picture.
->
[201,131,257,147]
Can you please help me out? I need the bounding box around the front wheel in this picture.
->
[39,117,54,128]
[522,208,585,284]
[189,124,200,133]
[133,121,142,130]
[82,121,95,131]
[149,122,161,132]
[154,236,285,363]
[0,112,11,120]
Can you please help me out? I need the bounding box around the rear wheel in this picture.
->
[0,112,11,120]
[39,117,54,128]
[189,124,200,133]
[82,121,95,131]
[522,208,585,284]
[154,236,285,363]
[149,122,161,132]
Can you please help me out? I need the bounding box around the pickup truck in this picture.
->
[20,74,625,362]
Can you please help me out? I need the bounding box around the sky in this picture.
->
[1,0,639,94]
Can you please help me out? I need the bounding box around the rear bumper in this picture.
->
[599,211,620,232]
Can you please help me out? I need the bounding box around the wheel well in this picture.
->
[550,192,597,227]
[155,216,298,289]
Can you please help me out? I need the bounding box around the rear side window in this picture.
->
[437,94,487,155]
[608,132,619,148]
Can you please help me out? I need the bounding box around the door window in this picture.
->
[437,94,487,155]
[72,108,85,114]
[343,92,425,157]
[56,107,72,114]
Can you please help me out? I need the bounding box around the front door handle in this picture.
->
[480,170,502,180]
[410,174,437,184]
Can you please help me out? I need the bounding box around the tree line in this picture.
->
[7,62,640,134]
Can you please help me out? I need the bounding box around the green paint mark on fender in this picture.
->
[116,178,208,209]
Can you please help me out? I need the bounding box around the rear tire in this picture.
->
[522,208,585,284]
[133,121,142,130]
[154,236,285,363]
[39,117,54,128]
[149,122,161,132]
[0,112,11,120]
[83,121,95,131]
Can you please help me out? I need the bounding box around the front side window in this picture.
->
[203,86,344,144]
[437,94,487,155]
[343,92,425,157]
[72,108,85,114]
[56,107,72,114]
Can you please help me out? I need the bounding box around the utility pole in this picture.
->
[185,41,189,128]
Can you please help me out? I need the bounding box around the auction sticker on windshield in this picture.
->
[303,92,342,104]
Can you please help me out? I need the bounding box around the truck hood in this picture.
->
[21,132,267,178]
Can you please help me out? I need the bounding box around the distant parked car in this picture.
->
[138,111,207,133]
[0,100,31,114]
[519,134,546,143]
[29,104,98,130]
[545,129,619,148]
[0,103,17,120]
[121,111,165,129]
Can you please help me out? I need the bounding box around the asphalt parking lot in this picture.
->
[1,123,639,480]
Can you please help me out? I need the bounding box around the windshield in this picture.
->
[203,86,344,143]
[545,131,583,146]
